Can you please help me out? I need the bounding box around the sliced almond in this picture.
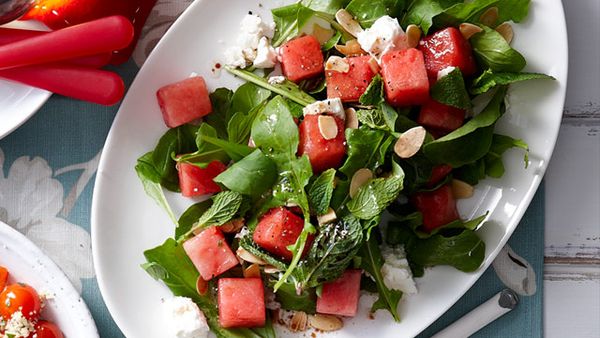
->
[345,108,359,129]
[308,314,343,332]
[236,247,267,265]
[335,39,366,56]
[350,168,373,198]
[289,311,309,332]
[318,115,338,140]
[263,265,281,274]
[479,7,498,27]
[394,126,426,158]
[451,179,474,199]
[405,24,422,48]
[317,208,337,225]
[367,57,380,74]
[495,22,513,44]
[335,9,363,37]
[243,263,261,278]
[459,23,483,40]
[325,56,350,73]
[312,23,335,45]
[220,218,245,234]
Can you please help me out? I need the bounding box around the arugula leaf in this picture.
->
[180,191,244,240]
[395,153,435,194]
[228,102,268,145]
[347,175,404,220]
[273,281,318,313]
[496,0,531,23]
[272,3,318,46]
[430,68,472,110]
[401,0,461,34]
[432,0,499,28]
[470,69,555,95]
[152,124,198,191]
[214,149,277,198]
[176,124,230,167]
[453,159,487,185]
[307,169,337,215]
[230,82,271,115]
[471,26,527,72]
[301,0,352,14]
[406,229,486,272]
[143,239,276,338]
[345,0,406,28]
[485,134,529,178]
[176,200,212,238]
[423,86,507,166]
[340,128,392,177]
[199,135,253,162]
[251,96,300,156]
[292,216,364,289]
[205,88,234,140]
[359,234,402,321]
[135,152,178,224]
[226,67,316,107]
[392,212,488,239]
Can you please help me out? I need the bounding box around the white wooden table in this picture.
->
[544,1,600,336]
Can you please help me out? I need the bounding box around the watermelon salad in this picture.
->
[136,1,553,337]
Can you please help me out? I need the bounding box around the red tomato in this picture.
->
[29,321,64,338]
[0,266,8,291]
[0,283,41,320]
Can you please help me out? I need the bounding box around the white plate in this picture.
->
[91,0,568,337]
[0,21,51,139]
[0,222,99,337]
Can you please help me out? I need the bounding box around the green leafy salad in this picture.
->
[136,0,553,336]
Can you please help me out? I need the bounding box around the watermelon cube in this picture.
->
[418,27,477,83]
[316,270,362,317]
[412,184,460,232]
[418,98,465,132]
[326,55,376,102]
[298,115,346,173]
[380,48,430,107]
[280,35,324,83]
[183,226,239,280]
[253,207,312,261]
[178,161,226,197]
[218,278,266,328]
[427,164,453,187]
[157,76,212,128]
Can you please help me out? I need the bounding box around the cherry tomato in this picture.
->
[29,321,64,338]
[0,266,8,291]
[0,283,41,320]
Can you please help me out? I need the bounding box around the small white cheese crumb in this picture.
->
[253,37,278,69]
[3,310,35,338]
[224,14,277,68]
[302,98,346,120]
[437,66,456,80]
[357,15,406,63]
[380,245,418,294]
[267,75,286,85]
[163,297,209,338]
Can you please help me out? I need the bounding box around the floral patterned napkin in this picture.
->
[0,1,543,337]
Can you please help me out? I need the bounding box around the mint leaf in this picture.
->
[471,26,526,72]
[347,175,404,220]
[431,68,472,110]
[471,69,555,95]
[307,169,337,215]
[346,0,406,28]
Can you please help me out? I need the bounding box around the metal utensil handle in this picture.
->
[431,289,519,338]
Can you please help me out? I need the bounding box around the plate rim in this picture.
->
[0,221,100,338]
[91,0,569,336]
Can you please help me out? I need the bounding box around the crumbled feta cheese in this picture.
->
[163,297,209,338]
[254,37,278,69]
[357,15,406,63]
[380,245,417,294]
[267,75,286,85]
[302,98,345,120]
[437,66,456,80]
[2,310,35,338]
[224,14,277,68]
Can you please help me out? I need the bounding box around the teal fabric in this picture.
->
[0,61,543,338]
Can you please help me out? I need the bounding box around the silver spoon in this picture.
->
[0,0,35,25]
